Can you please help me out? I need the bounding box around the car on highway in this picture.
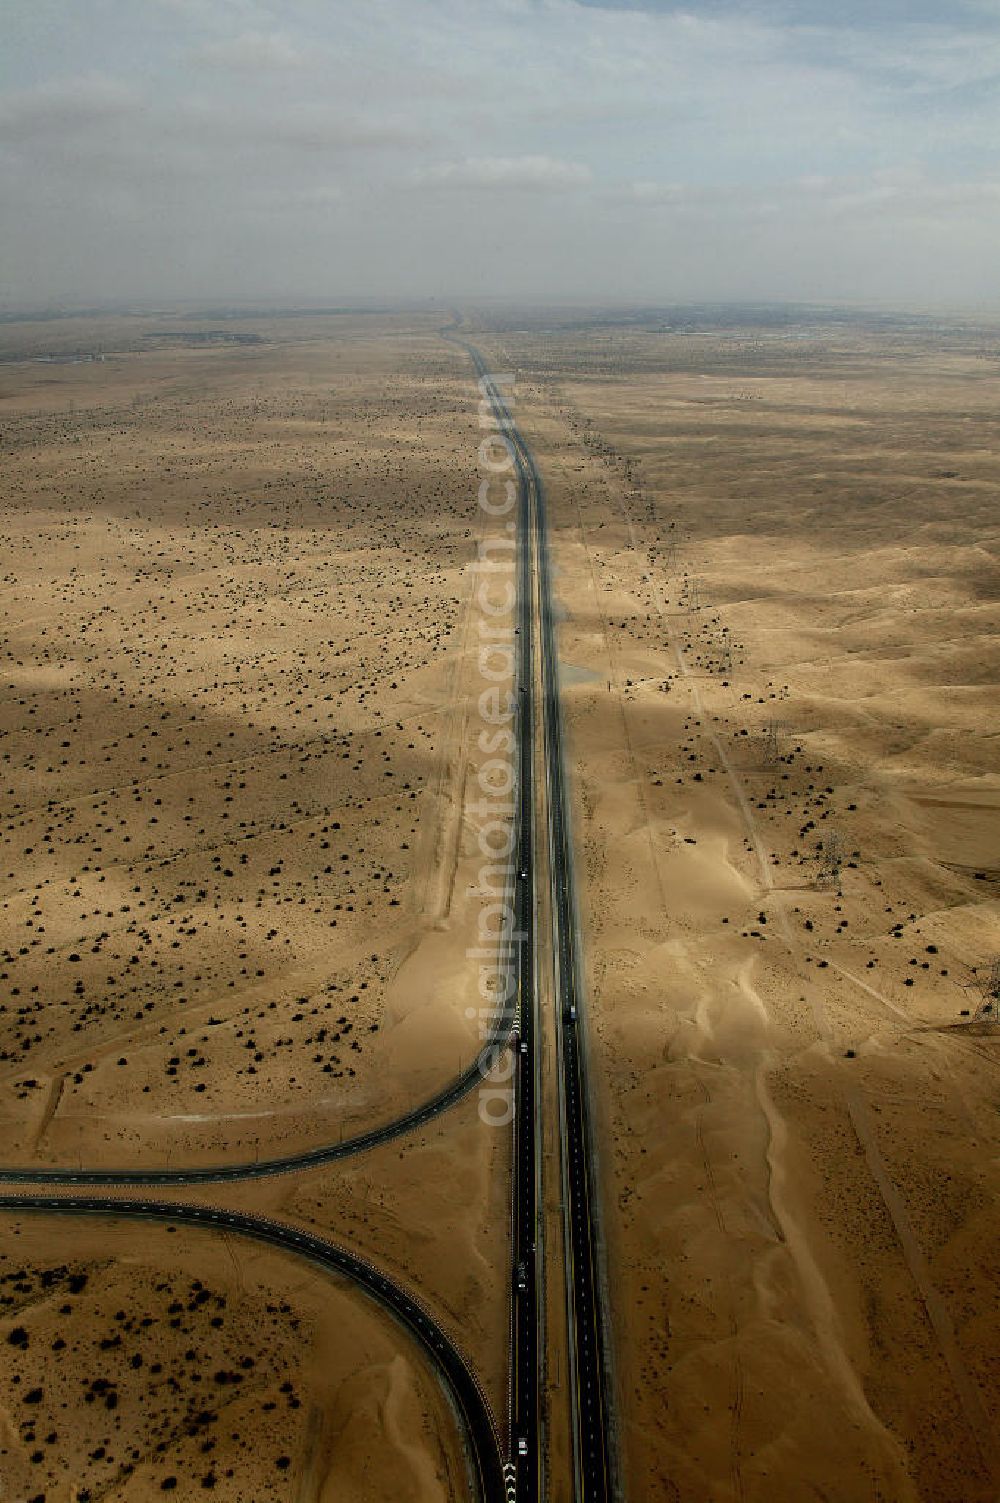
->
[565,1004,577,1022]
[514,1261,528,1294]
[517,1436,528,1458]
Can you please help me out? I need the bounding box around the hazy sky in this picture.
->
[3,0,999,307]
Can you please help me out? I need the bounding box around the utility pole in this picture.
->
[762,720,781,767]
[972,955,1000,1022]
[818,832,844,891]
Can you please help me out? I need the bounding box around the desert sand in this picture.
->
[2,305,998,1502]
[0,312,512,1501]
[0,1210,466,1502]
[0,313,503,1169]
[474,309,1000,1502]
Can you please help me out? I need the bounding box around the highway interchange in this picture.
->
[0,1021,516,1186]
[0,1193,507,1503]
[0,338,614,1503]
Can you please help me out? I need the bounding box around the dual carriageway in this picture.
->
[0,342,614,1503]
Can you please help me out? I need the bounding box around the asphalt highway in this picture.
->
[467,341,613,1502]
[467,346,542,1503]
[499,369,615,1503]
[0,336,609,1503]
[0,341,547,1503]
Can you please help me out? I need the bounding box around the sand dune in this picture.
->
[479,310,1000,1502]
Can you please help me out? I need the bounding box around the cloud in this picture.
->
[819,170,1000,219]
[788,15,1000,92]
[619,180,686,204]
[0,76,140,142]
[194,30,306,70]
[283,183,344,208]
[415,155,593,191]
[607,167,1000,227]
[0,73,425,190]
[2,0,999,304]
[262,109,424,153]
